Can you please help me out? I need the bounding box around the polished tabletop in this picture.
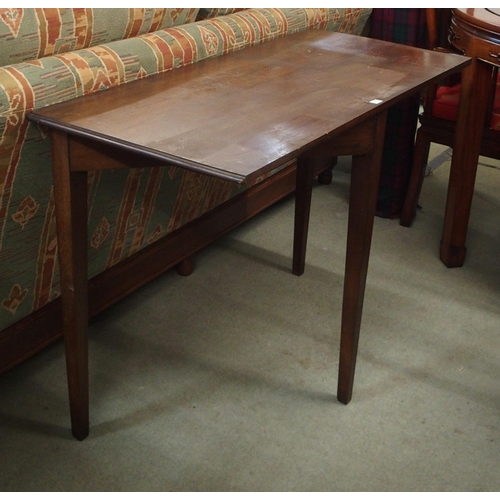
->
[457,8,500,32]
[487,8,500,17]
[30,29,470,184]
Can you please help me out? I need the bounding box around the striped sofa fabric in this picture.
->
[0,8,200,66]
[0,8,371,335]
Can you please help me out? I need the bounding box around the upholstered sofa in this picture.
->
[0,7,372,373]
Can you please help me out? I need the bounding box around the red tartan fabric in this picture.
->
[370,8,428,218]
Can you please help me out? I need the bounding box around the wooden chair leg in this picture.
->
[400,128,431,227]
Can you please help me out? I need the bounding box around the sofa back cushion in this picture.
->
[0,8,200,66]
[196,8,247,21]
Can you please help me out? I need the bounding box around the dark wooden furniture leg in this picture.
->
[399,127,432,227]
[176,257,195,276]
[317,157,338,185]
[440,59,492,268]
[337,113,387,404]
[291,112,387,404]
[293,156,316,276]
[336,112,387,404]
[50,131,90,440]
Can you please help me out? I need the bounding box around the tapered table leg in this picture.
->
[337,111,387,404]
[50,130,90,440]
[293,156,316,276]
[291,112,387,404]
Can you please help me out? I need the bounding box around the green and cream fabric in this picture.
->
[0,8,200,66]
[0,8,371,329]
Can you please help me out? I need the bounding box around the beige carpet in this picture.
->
[1,146,499,491]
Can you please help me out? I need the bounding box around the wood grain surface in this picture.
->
[29,29,469,183]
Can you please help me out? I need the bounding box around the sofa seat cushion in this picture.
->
[431,72,500,130]
[0,8,200,66]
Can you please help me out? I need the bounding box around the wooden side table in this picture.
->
[440,8,500,267]
[28,30,469,440]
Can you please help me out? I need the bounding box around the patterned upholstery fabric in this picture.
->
[0,8,372,330]
[431,74,500,130]
[196,8,246,21]
[0,8,200,66]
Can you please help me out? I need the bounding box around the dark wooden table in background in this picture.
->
[440,8,500,267]
[29,29,469,440]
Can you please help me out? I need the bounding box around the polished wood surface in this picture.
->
[438,9,500,267]
[456,8,500,36]
[28,29,469,440]
[30,30,468,184]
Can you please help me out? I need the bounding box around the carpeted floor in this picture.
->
[1,145,499,492]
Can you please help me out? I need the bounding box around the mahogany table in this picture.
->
[440,8,500,267]
[28,29,469,440]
